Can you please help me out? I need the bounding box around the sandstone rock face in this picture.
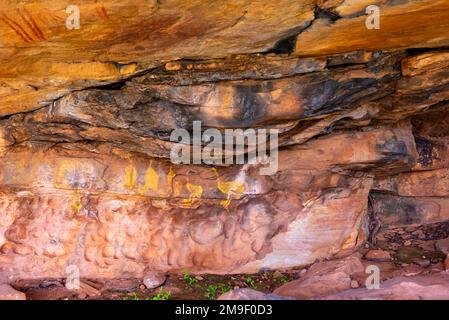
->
[0,139,376,278]
[0,1,449,282]
[319,274,449,300]
[364,250,391,262]
[295,0,449,56]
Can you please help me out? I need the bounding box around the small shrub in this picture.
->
[151,288,172,300]
[245,276,256,289]
[204,283,232,300]
[183,271,198,286]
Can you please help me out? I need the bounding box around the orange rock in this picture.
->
[364,250,391,262]
[274,255,364,299]
[295,0,449,56]
[1,1,449,285]
[0,0,316,116]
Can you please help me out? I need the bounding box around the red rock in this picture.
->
[436,238,449,255]
[295,0,449,57]
[401,264,425,277]
[273,255,363,299]
[350,280,359,289]
[1,1,449,288]
[275,271,351,300]
[370,193,449,227]
[101,279,140,291]
[79,281,101,297]
[319,274,449,300]
[23,285,76,300]
[143,272,166,289]
[2,127,400,277]
[0,284,26,300]
[217,288,294,300]
[364,250,392,262]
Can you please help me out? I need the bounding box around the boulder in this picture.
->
[319,275,449,300]
[218,288,294,300]
[365,250,392,262]
[273,255,364,299]
[0,284,26,300]
[143,272,166,289]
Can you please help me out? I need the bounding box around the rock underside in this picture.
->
[1,0,449,300]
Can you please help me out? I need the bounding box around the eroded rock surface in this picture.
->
[0,284,26,300]
[1,1,449,286]
[319,274,449,300]
[273,255,364,299]
[217,288,293,300]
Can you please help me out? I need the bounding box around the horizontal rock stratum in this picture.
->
[1,0,449,281]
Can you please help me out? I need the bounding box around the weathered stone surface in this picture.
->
[0,284,26,300]
[436,238,449,256]
[1,0,449,286]
[295,0,449,56]
[1,1,448,118]
[143,272,166,289]
[365,250,391,262]
[370,194,449,227]
[217,288,293,300]
[0,145,373,278]
[273,255,363,299]
[396,169,449,197]
[402,52,449,78]
[319,274,449,300]
[0,0,318,116]
[0,115,420,278]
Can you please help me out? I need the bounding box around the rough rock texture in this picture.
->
[273,255,364,299]
[364,250,391,262]
[1,0,449,282]
[217,288,293,300]
[0,284,26,300]
[143,272,166,289]
[319,274,449,300]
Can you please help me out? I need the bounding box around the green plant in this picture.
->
[205,284,218,300]
[277,275,289,284]
[151,288,172,300]
[123,292,141,300]
[245,276,256,289]
[219,283,232,294]
[183,271,198,286]
[204,283,232,300]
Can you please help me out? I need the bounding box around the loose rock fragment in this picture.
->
[0,284,26,300]
[143,272,167,289]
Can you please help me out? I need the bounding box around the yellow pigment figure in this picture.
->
[181,181,203,206]
[211,168,244,209]
[138,160,159,194]
[71,189,83,214]
[123,163,138,191]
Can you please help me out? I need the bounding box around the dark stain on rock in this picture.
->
[372,193,424,226]
[415,136,434,167]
